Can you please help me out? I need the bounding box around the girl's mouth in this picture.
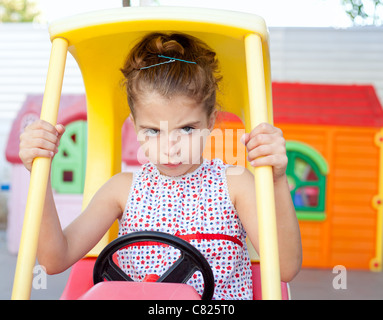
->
[163,163,182,168]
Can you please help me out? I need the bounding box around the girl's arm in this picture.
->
[228,123,302,282]
[19,120,131,274]
[37,172,131,274]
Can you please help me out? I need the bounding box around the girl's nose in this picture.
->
[167,143,181,158]
[162,133,181,158]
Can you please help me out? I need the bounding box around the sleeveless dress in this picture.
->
[117,158,253,300]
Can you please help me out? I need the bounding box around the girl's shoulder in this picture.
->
[110,171,134,186]
[106,171,134,210]
[225,165,255,206]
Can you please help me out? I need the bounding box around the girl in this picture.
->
[19,32,302,300]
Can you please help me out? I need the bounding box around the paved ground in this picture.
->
[1,230,382,300]
[0,230,71,299]
[290,265,383,300]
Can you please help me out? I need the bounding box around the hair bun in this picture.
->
[161,40,185,55]
[152,36,185,57]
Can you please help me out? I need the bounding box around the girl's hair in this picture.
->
[121,32,221,118]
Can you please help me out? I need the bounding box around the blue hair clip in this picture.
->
[140,55,196,70]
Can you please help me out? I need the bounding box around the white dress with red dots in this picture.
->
[117,158,253,300]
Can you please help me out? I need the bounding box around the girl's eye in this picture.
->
[180,126,194,134]
[145,128,159,137]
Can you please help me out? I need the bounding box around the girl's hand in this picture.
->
[241,122,288,182]
[19,120,66,172]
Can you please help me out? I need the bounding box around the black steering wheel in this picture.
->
[93,231,215,300]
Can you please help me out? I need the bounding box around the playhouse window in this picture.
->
[286,141,328,221]
[51,121,87,194]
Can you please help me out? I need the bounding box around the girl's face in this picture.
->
[131,92,216,177]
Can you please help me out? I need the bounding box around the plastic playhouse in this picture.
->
[272,82,383,271]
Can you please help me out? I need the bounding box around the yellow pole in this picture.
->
[371,129,383,271]
[11,38,68,300]
[244,33,282,300]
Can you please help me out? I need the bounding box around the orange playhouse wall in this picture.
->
[278,123,381,270]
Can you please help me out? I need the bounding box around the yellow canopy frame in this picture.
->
[12,7,281,300]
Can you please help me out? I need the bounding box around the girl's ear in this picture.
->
[208,110,217,132]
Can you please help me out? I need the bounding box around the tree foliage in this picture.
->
[342,0,383,25]
[0,0,40,22]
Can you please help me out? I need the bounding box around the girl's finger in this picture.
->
[240,133,249,145]
[29,129,59,146]
[55,124,66,137]
[19,148,55,170]
[249,155,275,167]
[247,144,273,161]
[248,122,276,139]
[250,154,288,169]
[245,133,274,150]
[30,138,58,153]
[26,119,57,134]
